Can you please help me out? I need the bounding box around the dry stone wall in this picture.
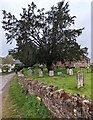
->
[18,73,93,119]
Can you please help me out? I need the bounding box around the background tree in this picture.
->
[2,1,84,71]
[2,55,13,64]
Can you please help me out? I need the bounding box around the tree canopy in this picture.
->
[2,1,84,70]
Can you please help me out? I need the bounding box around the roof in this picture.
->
[12,60,22,65]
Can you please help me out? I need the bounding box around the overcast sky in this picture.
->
[0,0,92,61]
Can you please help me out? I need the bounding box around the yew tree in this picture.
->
[2,1,84,71]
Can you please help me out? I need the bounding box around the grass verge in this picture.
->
[9,76,53,118]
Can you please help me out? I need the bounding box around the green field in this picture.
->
[23,67,92,99]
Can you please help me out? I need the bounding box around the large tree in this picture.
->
[2,2,44,67]
[2,1,84,71]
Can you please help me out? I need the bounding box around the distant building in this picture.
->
[55,56,90,68]
[12,59,22,65]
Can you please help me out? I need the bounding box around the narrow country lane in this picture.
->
[0,73,15,119]
[0,73,15,92]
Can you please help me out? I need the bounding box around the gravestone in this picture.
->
[34,68,38,74]
[57,72,62,76]
[67,68,69,75]
[28,69,32,75]
[39,71,43,77]
[77,71,84,89]
[49,70,54,76]
[69,69,73,75]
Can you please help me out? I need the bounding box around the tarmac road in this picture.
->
[0,73,15,119]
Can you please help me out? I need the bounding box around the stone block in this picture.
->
[39,71,43,77]
[49,70,54,76]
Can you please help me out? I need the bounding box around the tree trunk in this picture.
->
[46,62,53,72]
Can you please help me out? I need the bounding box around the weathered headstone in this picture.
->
[28,69,32,75]
[49,70,54,76]
[67,68,69,75]
[69,68,73,75]
[57,72,62,76]
[77,71,84,89]
[39,71,43,77]
[34,68,38,74]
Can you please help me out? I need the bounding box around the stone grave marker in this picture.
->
[57,72,62,76]
[69,68,73,75]
[34,67,38,74]
[67,68,69,75]
[49,70,54,76]
[77,71,84,89]
[39,71,43,77]
[28,69,32,75]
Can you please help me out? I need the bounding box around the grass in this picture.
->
[22,67,92,99]
[9,76,53,118]
[2,92,21,118]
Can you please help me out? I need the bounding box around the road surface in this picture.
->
[0,73,15,119]
[0,73,15,92]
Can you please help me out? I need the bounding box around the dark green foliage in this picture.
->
[13,64,24,72]
[2,1,84,70]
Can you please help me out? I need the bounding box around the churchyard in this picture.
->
[22,67,92,99]
[1,0,93,118]
[3,66,92,118]
[16,67,92,118]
